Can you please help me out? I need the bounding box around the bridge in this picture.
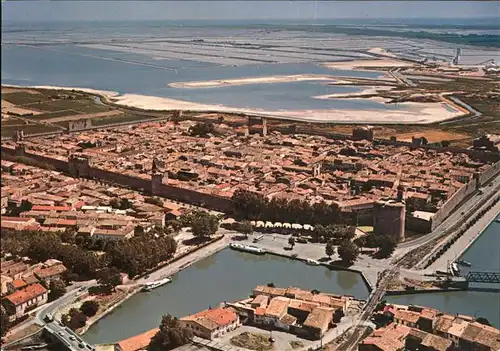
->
[466,271,500,284]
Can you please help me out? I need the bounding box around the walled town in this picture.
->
[2,119,499,238]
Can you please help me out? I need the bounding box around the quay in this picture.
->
[425,199,500,273]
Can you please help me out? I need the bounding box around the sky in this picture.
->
[2,1,498,22]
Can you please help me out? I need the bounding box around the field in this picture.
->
[1,87,164,137]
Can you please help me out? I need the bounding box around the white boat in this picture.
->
[142,277,172,292]
[229,243,266,255]
[304,259,320,266]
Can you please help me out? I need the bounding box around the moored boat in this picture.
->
[141,277,172,292]
[229,243,266,254]
[304,258,320,266]
[457,260,472,267]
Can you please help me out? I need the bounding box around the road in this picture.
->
[396,173,500,251]
[44,319,95,351]
[34,281,97,326]
[341,268,400,351]
[426,200,500,272]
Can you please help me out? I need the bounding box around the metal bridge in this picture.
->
[466,271,500,284]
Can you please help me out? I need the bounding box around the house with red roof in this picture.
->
[2,283,48,319]
[180,307,240,340]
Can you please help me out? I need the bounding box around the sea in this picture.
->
[2,18,499,112]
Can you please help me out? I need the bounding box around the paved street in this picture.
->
[396,174,500,252]
[426,200,500,272]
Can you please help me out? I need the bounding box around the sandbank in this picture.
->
[322,58,415,71]
[169,74,336,89]
[313,86,395,100]
[3,84,465,125]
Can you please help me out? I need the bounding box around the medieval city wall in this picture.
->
[478,160,500,186]
[430,178,478,231]
[153,182,233,212]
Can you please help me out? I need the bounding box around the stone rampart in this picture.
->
[430,178,478,231]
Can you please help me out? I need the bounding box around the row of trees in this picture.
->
[2,230,104,280]
[232,189,344,225]
[105,233,177,277]
[354,233,397,258]
[312,224,356,244]
[1,227,177,280]
[179,210,220,238]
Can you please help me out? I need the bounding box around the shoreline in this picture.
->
[168,74,336,89]
[2,84,466,124]
[81,235,230,337]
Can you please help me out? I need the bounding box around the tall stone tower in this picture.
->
[373,198,406,242]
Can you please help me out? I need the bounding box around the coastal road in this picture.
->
[426,200,500,272]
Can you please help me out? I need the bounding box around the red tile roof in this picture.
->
[31,205,72,212]
[4,283,47,306]
[117,328,159,351]
[11,279,28,289]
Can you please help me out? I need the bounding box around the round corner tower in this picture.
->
[373,198,406,242]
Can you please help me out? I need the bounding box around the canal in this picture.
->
[388,215,500,328]
[84,216,499,344]
[84,248,370,344]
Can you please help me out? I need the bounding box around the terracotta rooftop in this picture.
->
[181,308,238,331]
[117,328,159,351]
[4,283,47,306]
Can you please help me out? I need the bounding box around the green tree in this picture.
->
[338,240,359,265]
[148,314,193,351]
[376,235,397,258]
[97,267,122,291]
[190,211,219,238]
[80,301,99,317]
[63,308,87,331]
[48,279,66,302]
[1,308,9,337]
[239,220,253,239]
[167,220,183,232]
[288,237,295,249]
[325,241,335,259]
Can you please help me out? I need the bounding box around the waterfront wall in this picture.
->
[478,160,500,185]
[430,178,478,231]
[430,160,500,231]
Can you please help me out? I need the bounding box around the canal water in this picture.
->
[83,248,369,344]
[388,215,500,328]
